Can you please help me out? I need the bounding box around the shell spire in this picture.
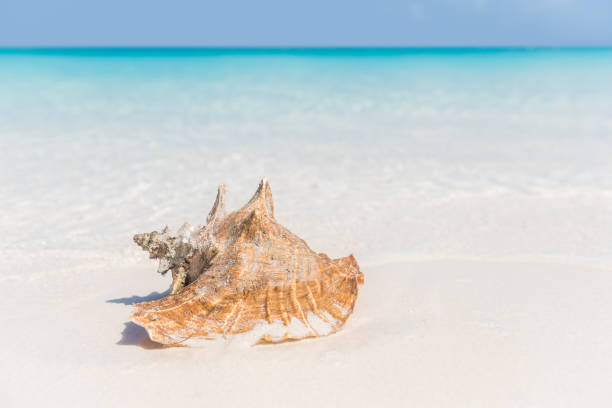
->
[131,178,364,346]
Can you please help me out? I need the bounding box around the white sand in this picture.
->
[3,132,612,407]
[2,252,612,407]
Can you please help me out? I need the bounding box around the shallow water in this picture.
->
[2,48,612,265]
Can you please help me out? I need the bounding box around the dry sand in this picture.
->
[2,251,611,407]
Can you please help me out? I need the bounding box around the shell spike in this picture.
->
[244,176,274,219]
[206,183,227,225]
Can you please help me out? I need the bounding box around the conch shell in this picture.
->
[131,178,364,345]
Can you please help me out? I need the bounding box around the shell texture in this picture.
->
[131,178,364,345]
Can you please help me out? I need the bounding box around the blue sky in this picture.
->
[0,0,610,46]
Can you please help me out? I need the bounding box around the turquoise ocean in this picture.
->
[2,48,612,264]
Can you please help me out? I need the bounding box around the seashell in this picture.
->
[131,178,364,345]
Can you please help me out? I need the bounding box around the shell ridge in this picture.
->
[264,285,274,323]
[290,269,317,336]
[304,282,330,323]
[221,298,244,336]
[132,273,225,315]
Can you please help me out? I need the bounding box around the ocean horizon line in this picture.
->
[1,45,612,57]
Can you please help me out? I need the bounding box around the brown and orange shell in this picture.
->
[131,178,364,346]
